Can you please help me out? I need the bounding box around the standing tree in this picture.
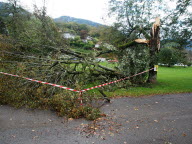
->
[5,0,30,38]
[147,17,160,83]
[109,0,162,38]
[108,0,191,83]
[0,16,9,35]
[33,1,65,54]
[161,0,192,47]
[108,0,162,83]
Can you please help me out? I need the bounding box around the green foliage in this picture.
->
[187,62,191,67]
[56,22,90,36]
[0,16,8,35]
[109,0,161,38]
[0,51,102,120]
[1,0,31,38]
[49,94,101,120]
[158,48,178,67]
[118,44,150,84]
[89,27,101,38]
[70,37,95,49]
[159,42,188,67]
[70,36,83,47]
[3,0,186,121]
[0,75,101,120]
[0,1,65,55]
[83,41,95,49]
[0,2,103,120]
[99,26,127,46]
[32,6,65,53]
[161,0,192,46]
[109,0,192,45]
[56,21,99,50]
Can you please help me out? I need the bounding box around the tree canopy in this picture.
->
[108,0,192,47]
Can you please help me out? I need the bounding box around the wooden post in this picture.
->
[147,17,160,83]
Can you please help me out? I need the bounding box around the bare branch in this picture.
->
[60,49,84,59]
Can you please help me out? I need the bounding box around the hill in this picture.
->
[54,16,103,27]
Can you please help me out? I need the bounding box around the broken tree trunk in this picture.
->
[147,17,160,83]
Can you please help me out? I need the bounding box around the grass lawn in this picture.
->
[87,65,192,97]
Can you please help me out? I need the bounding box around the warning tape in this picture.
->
[0,72,80,92]
[0,68,154,93]
[79,68,154,92]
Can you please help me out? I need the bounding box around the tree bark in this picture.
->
[147,17,160,83]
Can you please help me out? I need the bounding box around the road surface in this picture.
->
[0,93,192,144]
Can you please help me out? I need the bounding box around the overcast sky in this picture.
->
[1,0,191,26]
[0,0,111,24]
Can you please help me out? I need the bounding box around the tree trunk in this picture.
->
[147,17,160,83]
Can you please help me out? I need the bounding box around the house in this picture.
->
[82,36,93,43]
[96,57,106,62]
[95,44,100,48]
[108,59,118,62]
[63,33,75,39]
[95,42,102,48]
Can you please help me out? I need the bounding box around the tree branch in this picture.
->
[60,49,84,58]
[98,64,116,72]
[96,50,116,57]
[118,41,136,49]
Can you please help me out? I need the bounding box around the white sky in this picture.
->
[0,0,111,25]
[1,0,191,26]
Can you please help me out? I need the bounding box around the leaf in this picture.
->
[154,120,158,122]
[68,118,74,121]
[134,107,139,111]
[110,132,114,137]
[33,136,38,139]
[182,133,187,137]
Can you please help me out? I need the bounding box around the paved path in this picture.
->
[0,93,192,144]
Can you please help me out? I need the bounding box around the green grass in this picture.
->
[99,62,118,68]
[86,66,192,97]
[71,48,93,54]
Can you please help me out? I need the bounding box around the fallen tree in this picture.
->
[0,18,160,119]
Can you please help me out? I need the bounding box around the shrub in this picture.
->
[158,48,178,67]
[187,62,192,67]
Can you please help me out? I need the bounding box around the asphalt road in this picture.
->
[0,93,192,144]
